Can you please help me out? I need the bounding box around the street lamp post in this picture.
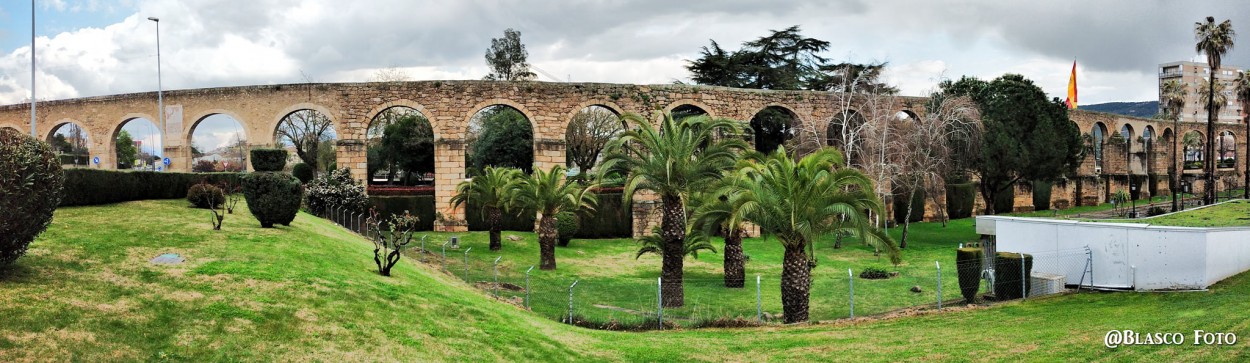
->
[30,0,36,137]
[148,17,164,169]
[1130,184,1138,218]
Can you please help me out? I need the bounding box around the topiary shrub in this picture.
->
[892,188,925,223]
[0,129,65,266]
[292,163,314,184]
[305,168,369,216]
[243,172,303,228]
[956,247,984,303]
[945,182,976,219]
[1032,180,1053,211]
[1146,206,1167,217]
[250,148,289,172]
[993,252,1033,300]
[993,185,1015,214]
[186,182,225,209]
[556,211,580,247]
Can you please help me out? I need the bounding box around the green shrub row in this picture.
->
[369,196,436,231]
[61,169,243,206]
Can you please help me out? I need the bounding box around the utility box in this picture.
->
[1030,272,1066,296]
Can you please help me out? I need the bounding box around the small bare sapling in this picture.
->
[367,209,420,276]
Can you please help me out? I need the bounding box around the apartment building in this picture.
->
[1158,60,1245,123]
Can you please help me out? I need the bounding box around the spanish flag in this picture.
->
[1065,61,1078,109]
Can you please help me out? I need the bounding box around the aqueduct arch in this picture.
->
[4,80,1244,229]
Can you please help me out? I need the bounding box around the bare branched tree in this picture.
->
[565,106,623,174]
[891,91,982,246]
[275,110,334,173]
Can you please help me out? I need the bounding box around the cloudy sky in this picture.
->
[2,0,1248,111]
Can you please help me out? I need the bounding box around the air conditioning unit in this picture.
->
[1030,272,1066,297]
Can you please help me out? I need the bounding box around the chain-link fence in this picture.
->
[316,210,1094,329]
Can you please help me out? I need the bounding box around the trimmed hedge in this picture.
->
[1032,180,1052,211]
[250,149,288,172]
[243,172,302,228]
[574,192,632,239]
[1,129,64,266]
[60,169,243,206]
[892,188,925,224]
[945,183,976,219]
[956,248,984,303]
[467,200,537,232]
[369,196,436,231]
[993,252,1033,300]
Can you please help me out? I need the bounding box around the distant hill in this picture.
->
[1081,101,1159,118]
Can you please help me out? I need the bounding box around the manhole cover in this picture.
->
[150,253,185,265]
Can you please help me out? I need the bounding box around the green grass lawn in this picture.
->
[1085,200,1250,227]
[1,199,1247,361]
[417,217,978,327]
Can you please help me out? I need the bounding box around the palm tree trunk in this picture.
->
[487,206,502,251]
[1172,116,1179,212]
[538,215,558,270]
[780,239,810,323]
[723,227,745,288]
[1206,76,1217,205]
[660,194,685,307]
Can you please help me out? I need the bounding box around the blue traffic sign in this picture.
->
[92,156,100,165]
[163,158,171,166]
[157,166,163,172]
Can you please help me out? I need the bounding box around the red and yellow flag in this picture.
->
[1065,61,1078,109]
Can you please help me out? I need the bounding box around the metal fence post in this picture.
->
[848,268,855,319]
[442,241,449,271]
[756,275,762,322]
[419,235,427,263]
[464,247,473,281]
[525,266,534,309]
[936,261,942,309]
[1020,252,1027,299]
[568,280,579,324]
[493,256,502,298]
[657,277,663,330]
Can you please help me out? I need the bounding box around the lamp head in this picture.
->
[147,17,159,22]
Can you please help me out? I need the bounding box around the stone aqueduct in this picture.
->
[1,80,1245,231]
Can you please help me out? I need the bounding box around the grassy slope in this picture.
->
[0,199,1246,361]
[1088,200,1250,228]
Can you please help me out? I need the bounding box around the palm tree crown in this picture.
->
[1160,79,1188,120]
[509,165,598,270]
[602,112,749,202]
[1195,17,1236,73]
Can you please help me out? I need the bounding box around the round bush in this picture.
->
[305,168,369,216]
[0,129,65,266]
[243,172,303,228]
[555,212,580,247]
[186,182,225,209]
[250,148,289,172]
[292,163,314,184]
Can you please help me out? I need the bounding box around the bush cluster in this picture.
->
[243,149,302,228]
[292,163,314,184]
[858,266,891,279]
[186,182,225,209]
[305,168,370,216]
[0,129,64,266]
[61,169,243,206]
[1032,180,1053,211]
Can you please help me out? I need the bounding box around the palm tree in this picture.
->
[725,146,899,323]
[635,226,717,260]
[1195,16,1236,204]
[691,178,751,288]
[1160,79,1188,211]
[450,166,521,251]
[509,165,597,270]
[1234,72,1250,198]
[601,112,747,307]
